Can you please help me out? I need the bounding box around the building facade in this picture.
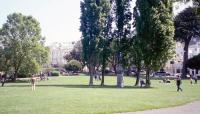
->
[48,42,75,66]
[165,38,200,76]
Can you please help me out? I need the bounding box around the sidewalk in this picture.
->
[117,101,200,114]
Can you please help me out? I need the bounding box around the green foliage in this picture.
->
[136,0,175,86]
[80,0,102,64]
[64,60,82,73]
[51,71,60,76]
[174,7,200,43]
[80,0,113,85]
[187,54,200,69]
[18,59,41,77]
[114,0,132,56]
[113,0,132,88]
[0,13,49,79]
[64,41,82,63]
[174,7,200,77]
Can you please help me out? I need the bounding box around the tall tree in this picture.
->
[0,13,49,81]
[114,0,132,88]
[136,0,175,87]
[98,0,113,86]
[129,38,143,86]
[174,7,200,78]
[80,0,106,86]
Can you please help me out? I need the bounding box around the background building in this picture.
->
[165,38,200,76]
[48,42,75,67]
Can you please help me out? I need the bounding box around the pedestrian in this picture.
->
[30,75,36,91]
[140,78,145,87]
[176,75,182,92]
[190,77,193,84]
[194,76,198,84]
[1,74,6,87]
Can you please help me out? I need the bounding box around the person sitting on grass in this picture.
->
[30,74,36,91]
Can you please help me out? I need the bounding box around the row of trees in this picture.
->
[80,0,200,87]
[80,0,175,87]
[0,13,49,81]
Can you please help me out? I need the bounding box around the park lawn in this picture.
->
[0,76,200,114]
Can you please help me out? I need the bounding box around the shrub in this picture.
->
[51,71,60,76]
[64,60,82,73]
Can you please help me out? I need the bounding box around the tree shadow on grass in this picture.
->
[6,80,29,83]
[6,84,155,89]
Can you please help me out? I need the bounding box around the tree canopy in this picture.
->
[187,54,200,70]
[174,7,200,78]
[136,0,175,86]
[80,0,112,86]
[0,13,49,80]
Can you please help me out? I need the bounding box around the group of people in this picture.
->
[0,71,49,90]
[139,74,198,92]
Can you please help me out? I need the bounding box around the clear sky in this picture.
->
[0,0,81,45]
[0,0,192,46]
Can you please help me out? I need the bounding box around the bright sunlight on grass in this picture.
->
[0,76,200,114]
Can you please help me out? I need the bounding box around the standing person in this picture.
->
[190,76,193,84]
[176,75,182,92]
[140,78,145,87]
[194,76,198,84]
[30,75,36,91]
[1,74,6,87]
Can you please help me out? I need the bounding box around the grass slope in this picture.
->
[0,76,200,114]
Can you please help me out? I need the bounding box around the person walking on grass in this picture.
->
[176,75,182,92]
[30,74,36,91]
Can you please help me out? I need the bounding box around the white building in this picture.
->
[165,38,200,75]
[48,42,75,66]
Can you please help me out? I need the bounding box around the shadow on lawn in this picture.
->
[6,84,154,89]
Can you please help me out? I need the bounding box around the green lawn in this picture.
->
[0,76,200,114]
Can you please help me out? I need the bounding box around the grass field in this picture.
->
[0,76,200,114]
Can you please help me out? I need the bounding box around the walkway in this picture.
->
[117,101,200,114]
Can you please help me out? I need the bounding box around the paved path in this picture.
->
[117,101,200,114]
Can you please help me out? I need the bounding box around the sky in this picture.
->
[0,0,192,46]
[0,0,81,45]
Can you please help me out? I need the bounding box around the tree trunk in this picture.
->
[101,56,106,86]
[112,56,117,75]
[113,64,117,75]
[145,68,151,87]
[116,64,124,88]
[135,66,141,86]
[182,41,189,78]
[101,66,105,86]
[89,64,93,86]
